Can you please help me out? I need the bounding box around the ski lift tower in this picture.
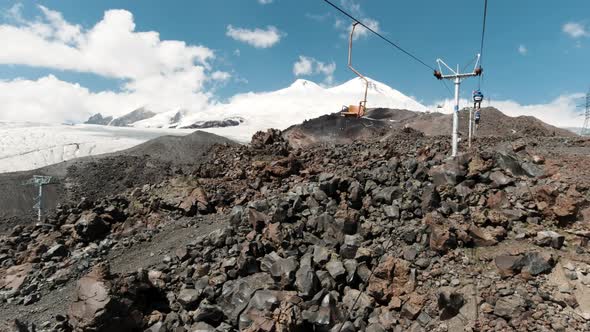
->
[23,175,52,221]
[434,54,483,157]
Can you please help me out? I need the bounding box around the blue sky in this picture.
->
[0,0,589,125]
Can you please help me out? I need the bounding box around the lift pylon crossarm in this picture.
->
[436,54,482,79]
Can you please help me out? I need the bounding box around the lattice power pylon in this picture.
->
[23,175,52,221]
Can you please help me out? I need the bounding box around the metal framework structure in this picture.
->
[23,175,52,221]
[434,54,482,157]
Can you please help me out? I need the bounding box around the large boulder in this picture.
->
[68,264,116,331]
[428,160,467,186]
[68,264,154,331]
[74,212,110,242]
[238,290,301,331]
[218,273,275,325]
[0,263,33,293]
[495,252,555,277]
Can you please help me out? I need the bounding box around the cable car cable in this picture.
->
[479,0,488,65]
[322,0,436,72]
[478,0,488,89]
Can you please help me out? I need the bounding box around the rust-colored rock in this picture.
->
[468,225,498,247]
[68,263,113,331]
[0,263,33,292]
[429,225,457,253]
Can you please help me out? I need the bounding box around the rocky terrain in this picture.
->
[284,107,575,148]
[0,131,235,225]
[1,121,589,332]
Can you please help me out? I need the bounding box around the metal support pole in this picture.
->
[23,175,52,221]
[452,76,461,157]
[468,107,473,148]
[434,54,482,158]
[38,184,42,221]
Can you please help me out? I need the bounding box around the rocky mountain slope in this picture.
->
[1,127,589,332]
[285,107,576,148]
[85,107,156,127]
[0,131,235,225]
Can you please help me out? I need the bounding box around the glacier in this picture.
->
[0,77,426,173]
[0,123,192,173]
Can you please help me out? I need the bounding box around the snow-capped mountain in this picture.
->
[86,107,157,127]
[178,77,427,142]
[103,77,426,142]
[3,77,425,173]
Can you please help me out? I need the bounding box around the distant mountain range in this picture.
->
[83,77,428,142]
[85,107,156,127]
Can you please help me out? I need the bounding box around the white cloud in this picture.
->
[293,56,336,85]
[233,49,241,56]
[293,56,314,76]
[563,22,589,38]
[226,25,283,48]
[429,93,585,129]
[257,0,273,4]
[211,71,231,81]
[316,62,336,85]
[0,5,225,123]
[333,0,380,40]
[518,44,527,55]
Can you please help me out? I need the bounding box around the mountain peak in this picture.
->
[288,79,321,90]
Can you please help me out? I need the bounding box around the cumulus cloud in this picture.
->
[563,22,589,38]
[429,93,585,129]
[293,56,336,85]
[226,25,283,48]
[0,4,225,123]
[518,44,528,55]
[211,71,231,81]
[258,0,273,4]
[333,0,380,40]
[293,56,314,76]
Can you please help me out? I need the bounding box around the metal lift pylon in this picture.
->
[434,55,483,157]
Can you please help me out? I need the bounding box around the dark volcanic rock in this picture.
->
[74,212,110,242]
